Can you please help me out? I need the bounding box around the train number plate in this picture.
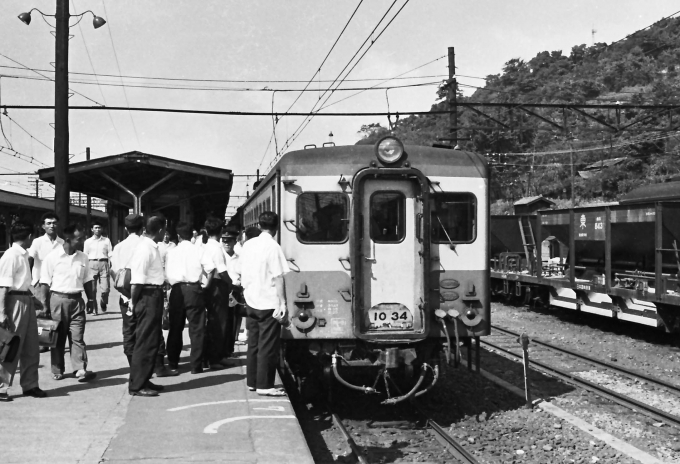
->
[368,304,413,330]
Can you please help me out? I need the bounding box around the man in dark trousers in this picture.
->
[235,211,289,396]
[0,221,46,401]
[110,214,143,367]
[165,222,214,374]
[203,217,232,369]
[127,216,167,397]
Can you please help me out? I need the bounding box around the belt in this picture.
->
[141,285,162,290]
[8,290,31,296]
[173,282,200,287]
[89,258,108,262]
[51,291,81,298]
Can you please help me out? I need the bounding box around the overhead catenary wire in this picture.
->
[0,52,103,106]
[71,0,124,151]
[100,0,141,149]
[277,0,412,161]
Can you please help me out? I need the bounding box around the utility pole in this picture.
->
[54,0,70,229]
[86,147,91,233]
[570,142,575,207]
[448,47,457,147]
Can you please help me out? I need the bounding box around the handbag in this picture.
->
[36,317,60,348]
[0,325,20,363]
[114,268,132,299]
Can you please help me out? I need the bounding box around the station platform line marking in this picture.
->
[462,360,666,464]
[204,415,297,434]
[168,398,289,412]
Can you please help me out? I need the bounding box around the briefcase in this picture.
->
[0,325,20,363]
[36,318,60,348]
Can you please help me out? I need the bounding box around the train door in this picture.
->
[359,178,425,334]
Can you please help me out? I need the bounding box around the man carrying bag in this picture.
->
[0,221,47,402]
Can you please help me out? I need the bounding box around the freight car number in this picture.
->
[576,284,591,290]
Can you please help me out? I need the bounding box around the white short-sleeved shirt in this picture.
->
[28,234,64,286]
[111,233,141,274]
[158,241,176,269]
[236,231,289,310]
[165,241,215,286]
[224,251,240,286]
[40,246,93,293]
[128,236,164,286]
[0,243,32,291]
[203,239,228,275]
[84,235,112,260]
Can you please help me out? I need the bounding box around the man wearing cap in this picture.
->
[110,214,143,367]
[221,228,243,356]
[0,221,46,402]
[127,216,168,397]
[40,223,96,382]
[83,220,112,315]
[202,217,232,369]
[165,222,214,374]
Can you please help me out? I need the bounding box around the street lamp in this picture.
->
[18,2,106,229]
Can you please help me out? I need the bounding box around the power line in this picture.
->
[278,0,412,160]
[71,0,124,151]
[100,0,141,149]
[281,0,364,117]
[0,52,103,106]
[0,73,442,93]
[2,112,52,152]
[0,145,49,167]
[0,64,446,84]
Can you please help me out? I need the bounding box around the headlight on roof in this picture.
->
[375,136,405,164]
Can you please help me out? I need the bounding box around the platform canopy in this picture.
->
[38,151,233,236]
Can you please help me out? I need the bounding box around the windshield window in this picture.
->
[370,192,405,243]
[297,192,348,243]
[432,193,476,243]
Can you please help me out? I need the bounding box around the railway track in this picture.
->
[483,324,680,429]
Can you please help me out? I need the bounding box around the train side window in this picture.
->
[431,193,476,243]
[297,192,349,244]
[370,191,405,243]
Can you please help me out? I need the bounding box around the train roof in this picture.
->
[0,188,107,218]
[619,181,680,204]
[265,144,488,181]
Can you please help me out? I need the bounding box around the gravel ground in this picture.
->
[293,301,680,463]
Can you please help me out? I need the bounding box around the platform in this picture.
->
[1,288,313,464]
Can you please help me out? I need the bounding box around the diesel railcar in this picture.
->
[240,136,489,403]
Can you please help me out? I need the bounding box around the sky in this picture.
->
[1,0,678,217]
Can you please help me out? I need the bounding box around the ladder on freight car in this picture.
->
[518,216,536,273]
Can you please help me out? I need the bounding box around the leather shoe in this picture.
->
[145,381,164,392]
[0,393,12,402]
[154,366,179,378]
[23,387,47,398]
[208,362,227,371]
[191,367,204,375]
[129,388,158,397]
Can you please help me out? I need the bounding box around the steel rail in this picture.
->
[427,419,480,464]
[491,324,680,394]
[481,338,680,429]
[331,413,369,464]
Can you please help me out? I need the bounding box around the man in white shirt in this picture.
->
[28,212,64,311]
[110,214,143,367]
[0,221,46,401]
[158,230,176,265]
[127,216,168,397]
[235,212,289,396]
[165,222,214,374]
[40,224,96,383]
[203,218,232,369]
[83,220,112,315]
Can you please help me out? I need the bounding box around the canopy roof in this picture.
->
[38,151,232,223]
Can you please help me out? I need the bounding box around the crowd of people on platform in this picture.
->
[0,210,289,401]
